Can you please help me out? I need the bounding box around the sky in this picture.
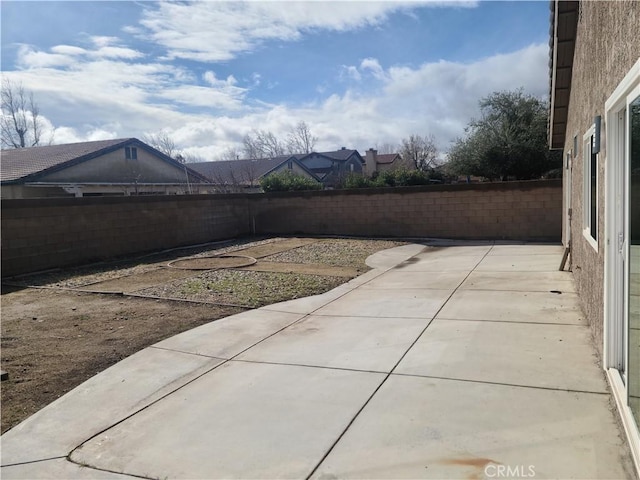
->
[1,0,552,160]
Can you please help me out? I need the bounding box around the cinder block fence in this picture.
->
[1,179,561,277]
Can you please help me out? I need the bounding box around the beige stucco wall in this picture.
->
[562,1,640,353]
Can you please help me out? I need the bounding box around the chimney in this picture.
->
[364,148,377,178]
[341,146,346,150]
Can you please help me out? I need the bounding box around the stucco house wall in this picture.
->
[562,0,640,351]
[40,147,196,184]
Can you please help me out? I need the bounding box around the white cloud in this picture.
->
[341,65,362,82]
[360,58,386,80]
[6,38,547,161]
[203,71,238,88]
[137,1,476,62]
[51,45,87,56]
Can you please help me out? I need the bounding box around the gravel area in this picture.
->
[136,269,345,308]
[7,237,283,289]
[262,238,407,268]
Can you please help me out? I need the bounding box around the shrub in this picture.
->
[343,173,375,189]
[260,171,322,192]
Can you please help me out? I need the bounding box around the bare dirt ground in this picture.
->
[1,236,406,434]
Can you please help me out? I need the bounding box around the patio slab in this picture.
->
[0,458,134,480]
[437,290,586,325]
[314,288,451,319]
[460,271,576,293]
[153,308,305,358]
[417,245,493,257]
[362,270,468,290]
[476,254,562,272]
[395,319,607,392]
[488,244,565,255]
[71,361,385,480]
[365,243,426,270]
[392,254,484,272]
[237,314,429,372]
[0,348,224,465]
[311,375,631,480]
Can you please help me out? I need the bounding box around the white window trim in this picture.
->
[603,57,640,476]
[582,125,598,251]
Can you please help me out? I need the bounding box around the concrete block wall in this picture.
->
[250,180,562,241]
[1,195,250,277]
[1,180,561,277]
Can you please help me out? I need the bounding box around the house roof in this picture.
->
[0,138,210,184]
[189,157,290,185]
[1,138,132,182]
[548,0,579,150]
[376,153,401,165]
[307,148,361,162]
[190,150,359,186]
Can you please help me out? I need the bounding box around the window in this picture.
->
[583,125,598,249]
[125,147,137,160]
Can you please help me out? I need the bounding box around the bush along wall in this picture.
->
[259,171,323,192]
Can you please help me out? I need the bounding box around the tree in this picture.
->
[217,146,242,161]
[399,134,438,171]
[375,142,399,154]
[242,129,285,159]
[1,79,45,149]
[286,121,317,154]
[447,89,561,181]
[143,131,177,158]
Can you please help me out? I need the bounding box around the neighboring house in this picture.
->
[189,156,321,193]
[363,148,413,177]
[296,148,365,187]
[549,0,640,471]
[0,138,211,199]
[191,148,363,191]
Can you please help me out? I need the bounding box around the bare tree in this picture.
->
[217,146,242,161]
[143,131,177,158]
[176,152,205,164]
[1,79,45,149]
[400,134,438,171]
[375,142,399,154]
[286,121,317,154]
[242,129,285,159]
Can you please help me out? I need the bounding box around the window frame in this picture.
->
[125,146,138,160]
[583,124,598,251]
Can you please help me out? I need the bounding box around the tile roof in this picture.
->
[1,138,133,182]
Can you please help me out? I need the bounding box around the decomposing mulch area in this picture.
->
[1,236,406,434]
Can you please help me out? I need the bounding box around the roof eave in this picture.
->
[548,0,579,151]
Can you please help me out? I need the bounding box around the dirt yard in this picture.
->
[1,236,406,434]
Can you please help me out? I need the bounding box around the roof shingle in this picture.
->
[1,138,132,182]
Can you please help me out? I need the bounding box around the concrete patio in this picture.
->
[1,242,636,479]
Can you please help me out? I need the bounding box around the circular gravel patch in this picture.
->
[167,255,257,270]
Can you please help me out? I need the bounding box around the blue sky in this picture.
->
[1,1,551,160]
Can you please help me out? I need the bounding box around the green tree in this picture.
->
[447,89,561,181]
